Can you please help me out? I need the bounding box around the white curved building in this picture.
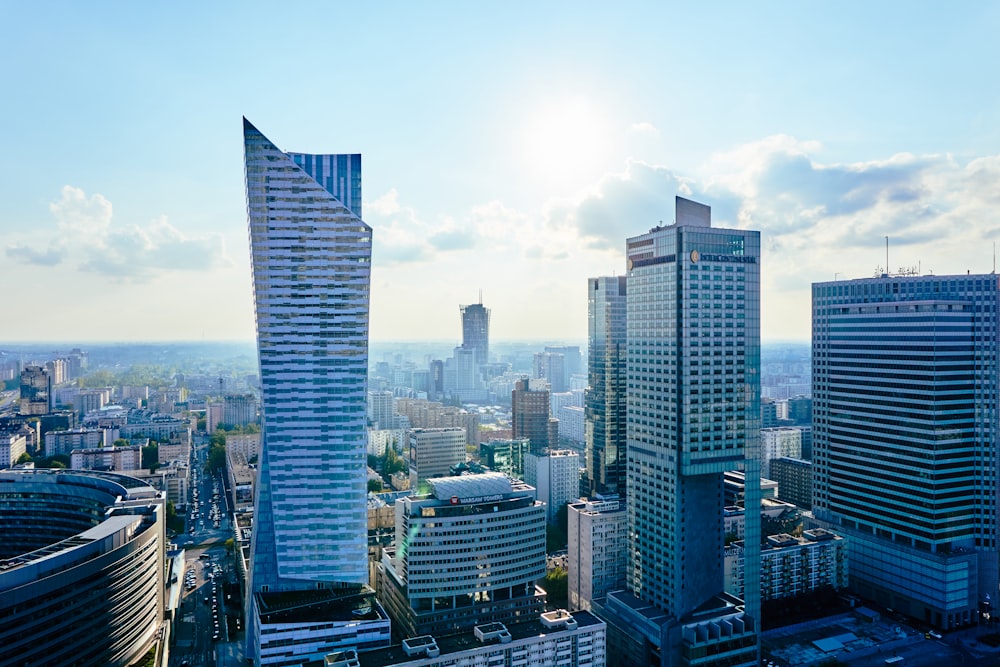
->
[0,468,165,667]
[377,472,547,638]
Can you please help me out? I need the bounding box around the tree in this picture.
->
[113,438,130,448]
[141,444,159,473]
[15,452,32,464]
[368,478,383,493]
[542,566,568,605]
[207,444,227,473]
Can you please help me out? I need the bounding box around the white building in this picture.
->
[71,445,142,472]
[227,432,261,461]
[408,427,466,490]
[568,498,627,612]
[557,405,585,445]
[355,611,607,667]
[0,430,27,468]
[760,427,802,479]
[45,428,114,458]
[525,449,581,523]
[377,473,546,639]
[368,429,406,458]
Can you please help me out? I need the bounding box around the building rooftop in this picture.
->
[358,610,604,667]
[426,472,512,502]
[255,585,386,625]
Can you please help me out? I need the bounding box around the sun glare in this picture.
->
[518,97,614,195]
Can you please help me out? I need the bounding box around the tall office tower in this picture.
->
[597,196,760,667]
[812,273,1000,629]
[243,119,389,665]
[460,299,490,366]
[512,378,558,454]
[533,351,567,392]
[19,365,52,416]
[585,276,627,497]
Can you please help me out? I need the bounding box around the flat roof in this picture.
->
[427,473,512,501]
[359,611,604,667]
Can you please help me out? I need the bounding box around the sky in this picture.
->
[3,2,1000,344]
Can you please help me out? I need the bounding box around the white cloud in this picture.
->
[630,121,660,136]
[13,186,232,282]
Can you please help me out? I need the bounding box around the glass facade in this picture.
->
[586,275,628,496]
[244,118,372,594]
[624,197,761,637]
[813,274,1000,628]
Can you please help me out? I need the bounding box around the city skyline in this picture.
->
[4,5,1000,344]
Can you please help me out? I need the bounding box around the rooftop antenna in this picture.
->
[479,288,483,305]
[994,242,996,274]
[885,236,889,277]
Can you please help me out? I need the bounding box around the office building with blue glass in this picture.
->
[243,119,389,666]
[596,197,761,667]
[812,273,1000,629]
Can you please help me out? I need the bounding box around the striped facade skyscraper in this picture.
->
[813,273,1000,629]
[243,119,389,665]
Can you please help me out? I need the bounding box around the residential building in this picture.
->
[585,276,627,497]
[813,273,1000,630]
[224,393,257,427]
[557,405,585,446]
[376,473,547,639]
[395,399,480,448]
[70,444,141,471]
[525,449,581,523]
[408,427,466,490]
[243,119,389,665]
[0,429,27,468]
[769,457,812,510]
[512,379,558,454]
[760,427,802,479]
[45,427,113,457]
[595,196,760,667]
[568,498,628,612]
[368,390,395,429]
[725,529,847,603]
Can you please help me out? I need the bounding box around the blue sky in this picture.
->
[3,2,1000,343]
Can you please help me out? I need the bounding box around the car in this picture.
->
[926,630,942,640]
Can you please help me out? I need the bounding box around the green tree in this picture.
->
[368,478,384,493]
[542,566,568,605]
[207,444,227,472]
[15,452,32,464]
[209,431,227,448]
[382,447,406,476]
[141,444,159,473]
[113,438,130,448]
